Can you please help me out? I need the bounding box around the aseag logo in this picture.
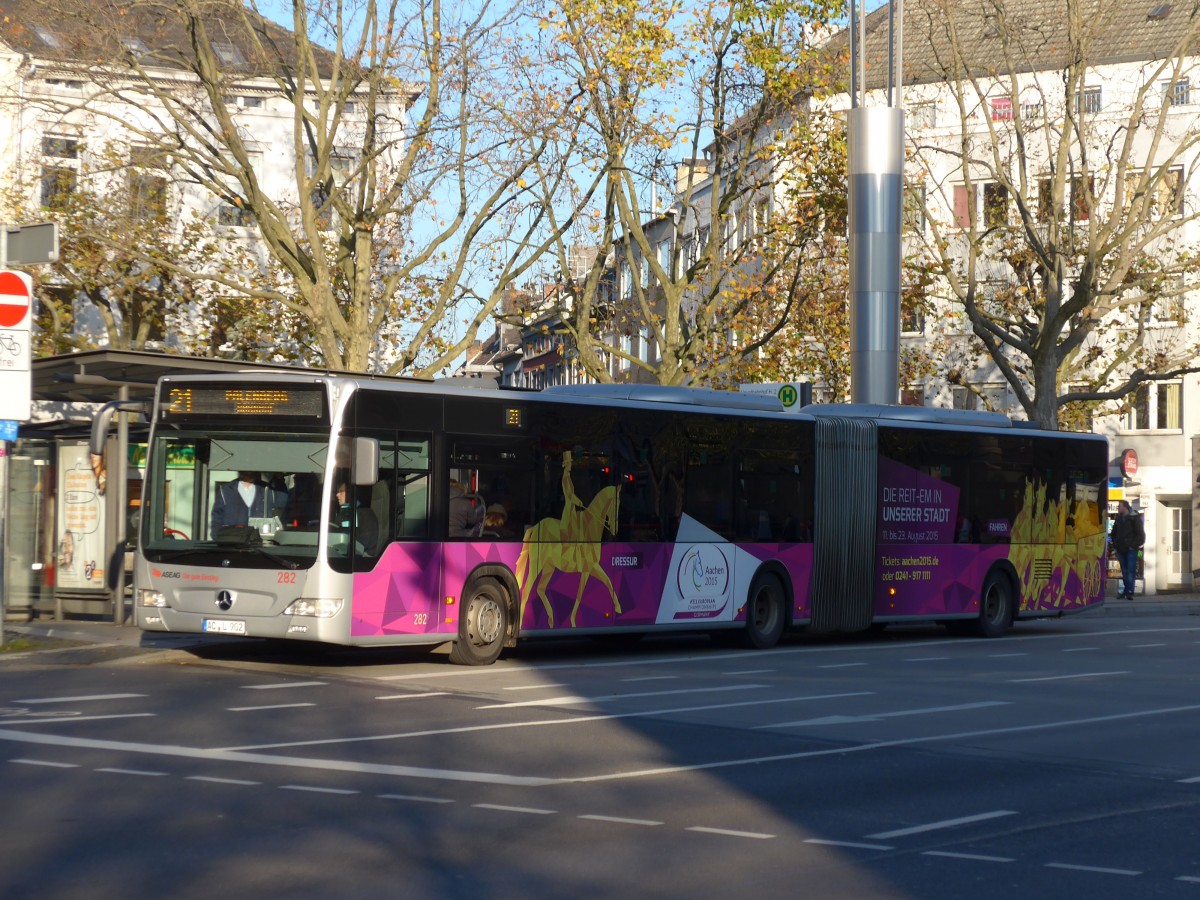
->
[677,545,730,601]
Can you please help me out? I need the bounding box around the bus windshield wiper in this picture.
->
[150,544,219,562]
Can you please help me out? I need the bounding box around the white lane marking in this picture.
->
[578,814,663,826]
[1177,775,1200,783]
[242,682,327,690]
[621,676,678,683]
[923,851,1014,863]
[227,703,316,712]
[760,701,1009,729]
[16,694,145,704]
[722,669,775,675]
[0,714,154,726]
[281,785,359,795]
[687,826,774,840]
[220,692,873,751]
[0,728,555,786]
[565,703,1200,784]
[1045,862,1141,876]
[1130,643,1167,648]
[1010,671,1128,683]
[503,684,569,692]
[1062,647,1100,653]
[11,758,78,768]
[379,794,455,804]
[805,839,893,850]
[473,804,555,815]
[905,657,951,662]
[988,653,1028,658]
[478,684,766,709]
[867,810,1017,839]
[187,776,260,786]
[96,767,167,777]
[1177,876,1200,883]
[819,663,869,669]
[375,693,449,700]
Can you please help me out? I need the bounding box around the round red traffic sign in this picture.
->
[0,270,32,328]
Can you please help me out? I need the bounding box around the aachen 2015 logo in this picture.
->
[676,544,730,601]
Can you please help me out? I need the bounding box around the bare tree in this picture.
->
[3,0,591,373]
[896,0,1200,428]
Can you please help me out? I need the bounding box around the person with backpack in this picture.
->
[1111,500,1145,599]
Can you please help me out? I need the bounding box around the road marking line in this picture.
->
[0,728,556,786]
[867,810,1017,839]
[722,669,775,675]
[621,676,678,683]
[922,851,1014,863]
[761,701,1009,730]
[503,683,569,691]
[220,693,873,751]
[227,704,316,712]
[578,814,662,826]
[819,663,869,669]
[687,826,774,839]
[1176,776,1200,783]
[1062,647,1100,653]
[1045,862,1141,876]
[0,714,154,725]
[378,794,455,804]
[242,682,327,690]
[1130,643,1167,648]
[281,785,359,795]
[1010,671,1128,683]
[96,767,167,777]
[375,693,448,700]
[804,839,893,850]
[988,653,1028,658]
[187,776,260,786]
[478,684,767,709]
[904,657,951,662]
[1177,876,1200,883]
[16,694,145,704]
[473,804,555,815]
[10,758,78,768]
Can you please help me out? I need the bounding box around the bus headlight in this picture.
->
[283,598,344,618]
[139,589,168,608]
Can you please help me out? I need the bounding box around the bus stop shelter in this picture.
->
[7,350,341,623]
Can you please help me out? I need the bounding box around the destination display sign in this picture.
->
[160,384,327,422]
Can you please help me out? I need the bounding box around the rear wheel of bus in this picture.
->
[449,578,509,666]
[947,568,1014,638]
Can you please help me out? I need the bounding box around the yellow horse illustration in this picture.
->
[516,483,622,628]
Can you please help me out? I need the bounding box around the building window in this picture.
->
[903,184,926,234]
[42,136,79,158]
[1162,77,1191,107]
[1076,86,1102,115]
[1125,381,1182,430]
[909,101,937,129]
[218,201,254,227]
[990,96,1013,120]
[983,181,1009,227]
[1037,177,1056,221]
[900,387,925,407]
[953,183,976,228]
[129,172,168,219]
[1020,99,1043,119]
[1071,176,1094,221]
[952,383,1008,412]
[1125,166,1184,219]
[40,166,76,207]
[212,41,246,65]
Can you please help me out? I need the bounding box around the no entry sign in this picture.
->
[0,270,32,329]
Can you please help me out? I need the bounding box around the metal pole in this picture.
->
[113,385,129,625]
[0,439,8,648]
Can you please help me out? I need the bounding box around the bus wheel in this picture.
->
[449,580,508,666]
[971,570,1014,638]
[744,574,786,649]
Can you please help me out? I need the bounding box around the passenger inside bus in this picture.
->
[333,480,381,554]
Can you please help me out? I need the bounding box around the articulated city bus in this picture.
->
[123,373,1108,664]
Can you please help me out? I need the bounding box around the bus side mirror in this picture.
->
[353,437,379,486]
[89,399,148,454]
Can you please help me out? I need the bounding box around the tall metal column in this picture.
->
[847,1,904,405]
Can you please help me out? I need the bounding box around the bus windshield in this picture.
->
[140,430,334,569]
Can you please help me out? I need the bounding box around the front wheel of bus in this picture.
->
[449,580,509,666]
[744,574,786,649]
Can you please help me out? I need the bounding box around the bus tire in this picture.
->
[743,573,786,649]
[952,569,1014,639]
[449,579,509,666]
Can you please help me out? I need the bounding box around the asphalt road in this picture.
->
[1,611,1199,898]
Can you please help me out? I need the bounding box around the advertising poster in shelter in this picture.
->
[55,442,107,591]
